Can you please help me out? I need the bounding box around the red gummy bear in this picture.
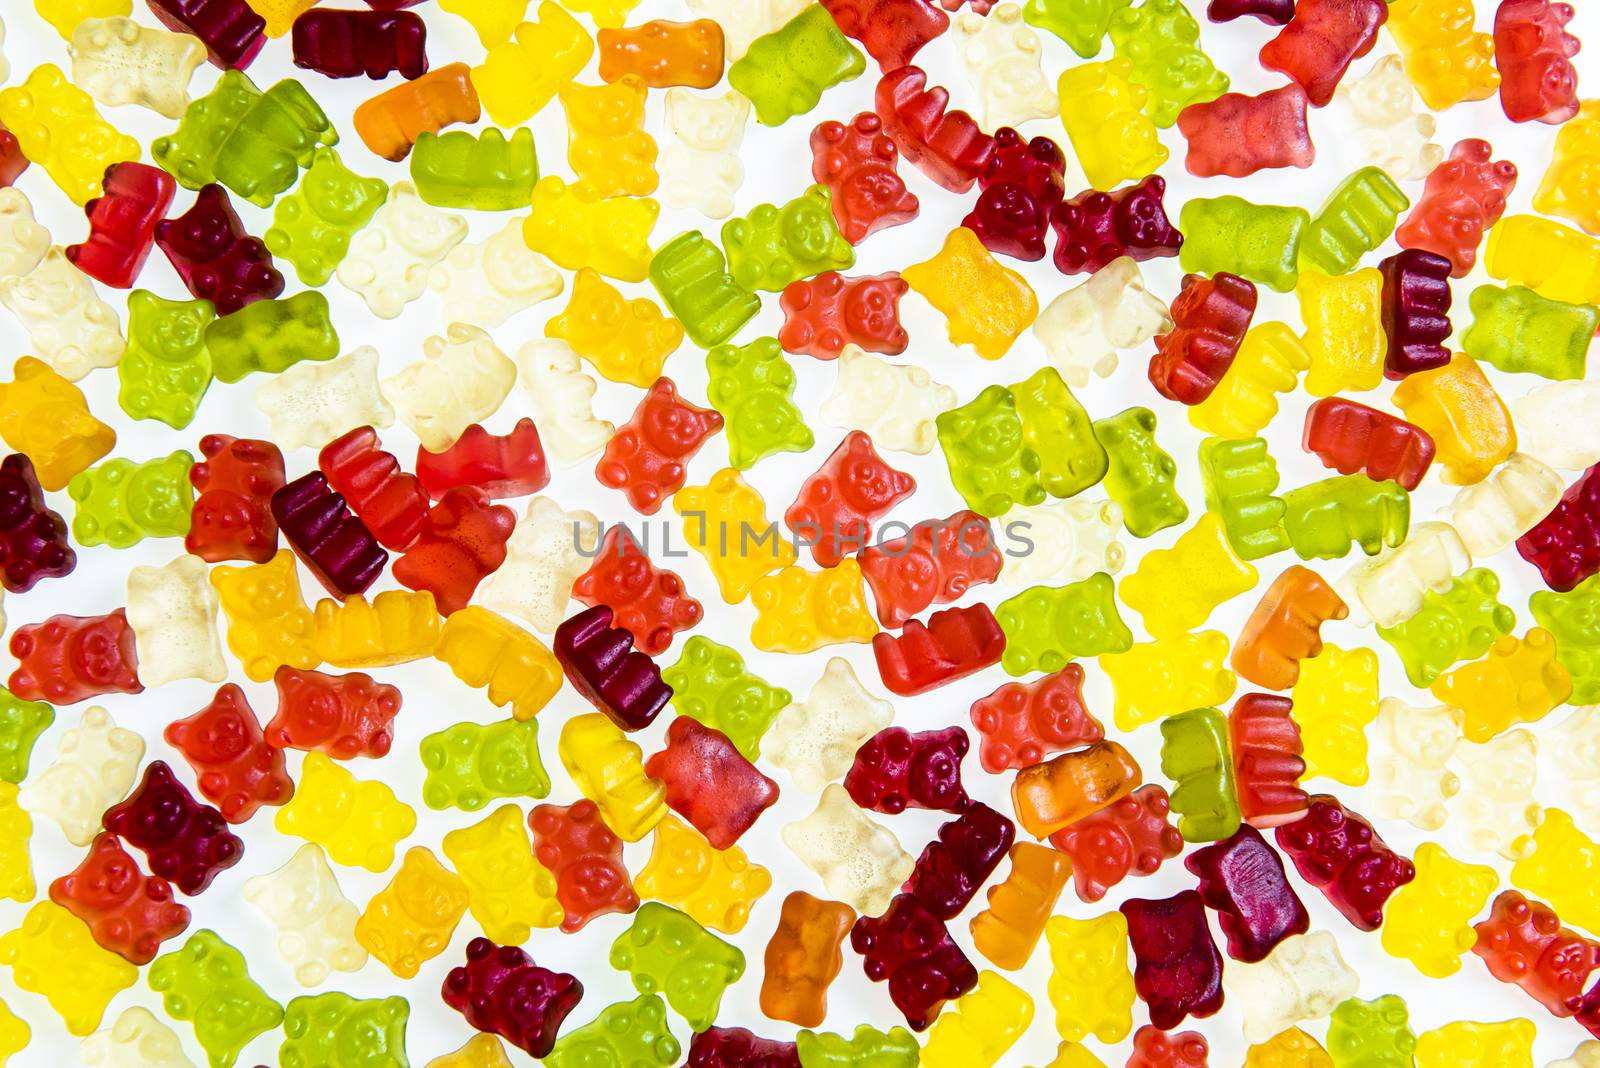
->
[810,112,921,244]
[1395,139,1518,277]
[290,8,428,80]
[9,608,143,704]
[644,716,779,849]
[155,184,285,315]
[1149,272,1258,405]
[1302,398,1436,490]
[874,66,997,193]
[1379,249,1453,380]
[572,526,704,656]
[1185,825,1310,963]
[1473,890,1600,1016]
[904,800,1015,920]
[1517,462,1600,592]
[1120,890,1225,1030]
[1274,794,1416,931]
[187,434,285,564]
[785,431,916,567]
[528,799,640,933]
[48,832,190,965]
[0,453,76,593]
[850,892,978,1031]
[270,472,389,599]
[1495,0,1582,124]
[392,486,516,615]
[1049,784,1183,903]
[964,128,1067,262]
[1177,84,1314,178]
[859,511,1003,630]
[778,272,910,359]
[414,418,549,500]
[148,0,267,69]
[1207,0,1294,23]
[871,604,1005,697]
[596,378,724,516]
[164,684,293,824]
[65,162,177,289]
[441,937,584,1058]
[101,761,244,896]
[318,425,429,551]
[1228,693,1309,827]
[969,664,1104,774]
[554,605,673,732]
[844,725,970,815]
[687,1027,800,1068]
[266,666,401,760]
[819,0,949,71]
[1129,1026,1211,1068]
[1259,0,1388,106]
[0,123,29,188]
[1051,175,1183,276]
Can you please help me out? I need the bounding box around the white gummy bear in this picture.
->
[80,1006,196,1068]
[1033,257,1172,387]
[1340,521,1472,628]
[255,346,395,452]
[1001,498,1127,587]
[1553,710,1600,824]
[429,217,564,329]
[1444,453,1566,558]
[125,555,226,688]
[0,188,50,280]
[820,345,957,456]
[1335,55,1444,180]
[1371,698,1462,832]
[478,496,602,634]
[338,181,468,319]
[514,339,615,462]
[1225,931,1360,1044]
[69,17,205,119]
[242,842,368,987]
[1512,381,1600,471]
[0,247,123,382]
[18,706,143,847]
[383,323,516,451]
[1453,728,1543,860]
[685,0,810,59]
[956,4,1059,131]
[1550,1041,1600,1068]
[766,657,894,793]
[782,783,914,917]
[659,88,749,220]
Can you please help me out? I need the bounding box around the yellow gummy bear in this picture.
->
[1100,630,1237,732]
[557,713,667,842]
[1044,913,1134,1045]
[34,0,131,39]
[1118,513,1258,638]
[355,846,468,980]
[1486,214,1600,306]
[472,2,594,127]
[1036,1045,1108,1068]
[1380,842,1497,979]
[0,902,136,1036]
[274,752,417,872]
[0,784,32,903]
[750,558,878,654]
[0,356,116,492]
[1292,644,1379,785]
[1536,101,1600,237]
[312,589,441,669]
[0,997,27,1065]
[674,468,797,603]
[441,804,562,945]
[560,77,659,201]
[546,268,684,387]
[1431,629,1571,743]
[1244,1028,1333,1068]
[1512,808,1600,937]
[438,0,526,46]
[634,815,771,934]
[435,606,563,721]
[1414,1019,1536,1068]
[523,177,658,282]
[1385,0,1500,111]
[922,970,1035,1068]
[211,550,320,683]
[244,0,317,35]
[1189,322,1310,439]
[425,1035,515,1068]
[903,228,1038,361]
[561,0,639,27]
[0,65,139,206]
[1298,268,1384,396]
[1391,353,1516,486]
[1057,58,1167,191]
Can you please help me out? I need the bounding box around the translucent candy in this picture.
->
[17,706,142,846]
[0,248,123,382]
[783,783,914,916]
[1453,729,1543,860]
[1044,912,1134,1044]
[1224,931,1358,1044]
[68,17,204,119]
[0,189,49,280]
[766,657,894,792]
[659,88,748,220]
[429,218,564,329]
[124,555,225,688]
[1334,55,1443,181]
[1382,842,1498,978]
[337,181,467,319]
[242,843,367,988]
[1370,699,1462,832]
[513,341,615,464]
[1034,258,1171,388]
[1002,498,1126,586]
[255,347,394,453]
[477,496,600,634]
[820,346,957,456]
[79,1006,195,1068]
[383,324,516,452]
[1292,645,1379,786]
[955,7,1058,131]
[1511,381,1600,471]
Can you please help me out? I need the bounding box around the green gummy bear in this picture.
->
[728,4,866,127]
[1462,283,1597,381]
[722,184,853,293]
[995,572,1132,676]
[264,148,388,286]
[1326,994,1417,1068]
[662,636,791,761]
[1092,406,1188,538]
[280,992,409,1068]
[937,385,1046,518]
[1024,0,1133,58]
[1532,574,1600,704]
[69,449,196,549]
[153,70,336,207]
[609,903,745,1033]
[1159,706,1241,843]
[1378,568,1516,687]
[1299,168,1410,276]
[410,127,538,212]
[797,1024,921,1068]
[1179,195,1310,293]
[0,687,52,784]
[650,231,762,349]
[149,930,284,1068]
[1281,475,1410,561]
[1198,436,1290,560]
[417,716,550,812]
[1108,0,1229,127]
[1012,367,1108,499]
[546,995,681,1068]
[118,290,215,429]
[206,291,340,383]
[706,337,814,469]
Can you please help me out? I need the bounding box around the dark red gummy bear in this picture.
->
[1518,462,1600,593]
[573,526,703,657]
[1051,175,1183,276]
[969,664,1103,774]
[440,937,583,1058]
[187,434,285,564]
[961,128,1067,262]
[291,8,428,80]
[528,799,640,933]
[874,66,997,194]
[844,725,970,815]
[644,716,779,849]
[554,605,673,732]
[101,761,244,896]
[904,800,1015,920]
[595,378,724,516]
[1129,1025,1211,1068]
[1184,825,1309,963]
[1472,889,1600,1016]
[850,892,978,1031]
[778,272,910,359]
[1379,248,1453,380]
[1394,139,1517,277]
[155,184,285,314]
[1259,0,1388,106]
[164,684,293,824]
[871,604,1005,697]
[819,0,949,71]
[1120,890,1225,1030]
[1274,794,1415,931]
[1206,0,1295,23]
[270,472,388,598]
[265,666,401,760]
[48,832,191,965]
[686,1026,801,1068]
[0,123,29,188]
[1176,84,1314,179]
[392,486,515,614]
[785,431,916,568]
[859,511,1003,630]
[147,0,267,68]
[65,162,177,289]
[318,425,429,551]
[1050,784,1184,903]
[1228,693,1309,827]
[810,112,921,244]
[0,454,76,593]
[1494,0,1582,124]
[1149,272,1257,405]
[1302,398,1436,490]
[414,418,549,500]
[9,608,142,704]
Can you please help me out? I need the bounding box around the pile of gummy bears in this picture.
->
[0,0,1599,1063]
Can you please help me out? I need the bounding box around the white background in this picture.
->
[3,0,1600,1064]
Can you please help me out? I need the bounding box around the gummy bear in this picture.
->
[996,572,1133,675]
[278,993,408,1068]
[263,148,387,286]
[1226,931,1359,1044]
[645,716,779,849]
[779,272,909,359]
[649,231,761,349]
[410,127,537,212]
[555,605,673,733]
[148,929,282,1064]
[442,937,582,1059]
[572,526,703,656]
[0,902,134,1036]
[611,902,746,1032]
[1275,795,1415,931]
[557,712,668,842]
[1044,911,1135,1043]
[662,636,791,761]
[273,751,416,871]
[69,450,195,549]
[547,269,684,390]
[1120,891,1225,1029]
[355,845,468,979]
[810,112,921,244]
[560,76,658,201]
[851,893,978,1031]
[1381,842,1499,978]
[66,161,177,289]
[441,804,561,943]
[155,184,285,315]
[165,684,290,824]
[728,4,865,126]
[529,798,641,933]
[186,435,284,563]
[635,815,770,934]
[48,832,189,965]
[599,377,725,513]
[1258,0,1387,107]
[1395,139,1517,277]
[0,356,117,492]
[1494,0,1581,124]
[0,65,139,205]
[544,995,680,1068]
[8,609,143,705]
[760,890,855,1028]
[241,843,366,988]
[782,784,914,916]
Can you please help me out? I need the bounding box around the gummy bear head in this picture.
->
[476,727,541,796]
[247,845,340,928]
[667,90,748,153]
